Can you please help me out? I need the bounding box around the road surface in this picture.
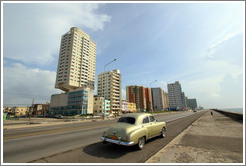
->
[3,111,205,163]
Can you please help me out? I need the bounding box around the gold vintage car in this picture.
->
[101,113,167,150]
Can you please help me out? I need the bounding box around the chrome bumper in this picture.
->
[101,137,135,146]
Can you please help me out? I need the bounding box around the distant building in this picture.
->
[93,96,110,115]
[121,100,137,113]
[167,81,185,110]
[126,85,152,112]
[50,88,94,115]
[186,98,198,110]
[33,103,50,115]
[151,87,169,111]
[12,106,29,116]
[121,99,129,113]
[97,69,122,115]
[181,92,187,109]
[51,27,96,116]
[128,102,137,113]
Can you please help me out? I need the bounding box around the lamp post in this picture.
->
[149,80,157,115]
[103,58,117,120]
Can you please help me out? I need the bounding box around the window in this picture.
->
[149,116,155,122]
[118,117,135,124]
[142,117,149,124]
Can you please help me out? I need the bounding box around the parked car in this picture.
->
[101,113,167,150]
[54,114,63,119]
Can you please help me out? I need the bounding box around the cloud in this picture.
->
[183,72,243,108]
[3,63,63,106]
[3,3,111,67]
[206,32,241,58]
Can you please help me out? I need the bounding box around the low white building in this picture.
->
[93,96,110,115]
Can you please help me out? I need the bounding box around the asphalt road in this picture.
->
[3,111,204,163]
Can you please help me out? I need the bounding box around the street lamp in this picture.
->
[149,80,157,115]
[104,59,116,72]
[103,58,117,120]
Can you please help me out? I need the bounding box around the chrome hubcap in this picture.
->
[162,128,165,137]
[139,137,145,149]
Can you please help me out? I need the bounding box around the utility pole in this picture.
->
[28,99,34,125]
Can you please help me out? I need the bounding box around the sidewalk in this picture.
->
[146,111,243,163]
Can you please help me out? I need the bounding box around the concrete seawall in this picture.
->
[212,109,243,122]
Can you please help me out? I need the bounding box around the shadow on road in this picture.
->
[82,136,163,160]
[82,141,140,159]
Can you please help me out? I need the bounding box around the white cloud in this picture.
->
[206,32,241,58]
[3,63,63,106]
[3,3,111,66]
[183,72,243,108]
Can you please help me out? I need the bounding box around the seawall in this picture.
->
[212,109,243,122]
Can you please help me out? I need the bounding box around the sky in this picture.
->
[2,2,245,109]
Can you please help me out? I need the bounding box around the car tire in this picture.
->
[160,127,166,138]
[138,136,145,150]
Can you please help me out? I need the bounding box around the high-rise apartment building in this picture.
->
[167,81,185,110]
[151,87,169,111]
[126,85,152,112]
[55,27,96,92]
[97,69,122,115]
[50,27,96,115]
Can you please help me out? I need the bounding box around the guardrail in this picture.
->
[212,109,243,122]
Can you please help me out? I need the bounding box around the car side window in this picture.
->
[149,116,155,122]
[142,116,149,124]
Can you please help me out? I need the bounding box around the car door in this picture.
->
[142,116,153,138]
[149,115,160,136]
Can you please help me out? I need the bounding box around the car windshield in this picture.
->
[118,117,135,124]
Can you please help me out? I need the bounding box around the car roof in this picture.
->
[121,113,152,125]
[122,113,151,118]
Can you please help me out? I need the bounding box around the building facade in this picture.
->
[181,92,187,110]
[97,69,122,115]
[126,85,152,112]
[151,87,169,111]
[93,96,110,115]
[50,88,94,115]
[33,103,50,115]
[186,98,198,110]
[51,27,96,115]
[167,81,185,110]
[121,99,137,113]
[55,27,96,92]
[128,102,137,113]
[12,107,29,116]
[121,99,129,113]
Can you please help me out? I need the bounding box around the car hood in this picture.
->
[106,122,140,136]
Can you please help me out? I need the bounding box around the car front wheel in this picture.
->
[138,136,145,150]
[160,127,166,138]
